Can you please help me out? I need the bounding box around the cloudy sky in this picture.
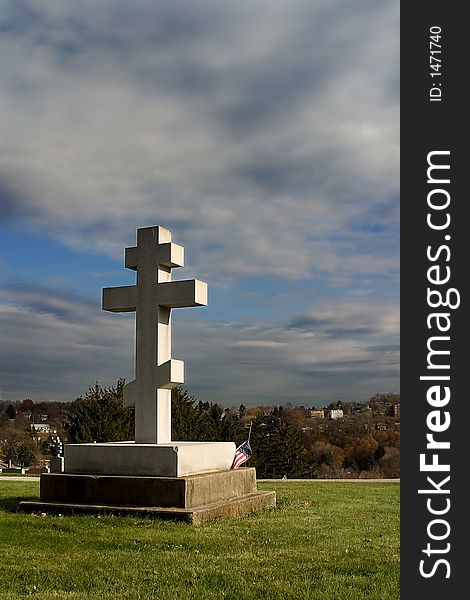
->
[0,0,399,407]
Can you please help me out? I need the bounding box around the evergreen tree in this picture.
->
[64,378,134,443]
[171,387,211,440]
[5,444,18,465]
[171,387,244,443]
[218,411,245,445]
[5,404,16,420]
[250,419,315,478]
[16,443,36,467]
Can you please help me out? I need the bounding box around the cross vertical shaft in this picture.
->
[102,226,208,444]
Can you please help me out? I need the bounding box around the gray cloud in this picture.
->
[0,0,398,282]
[0,1,399,404]
[0,283,97,320]
[0,283,398,405]
[0,283,134,402]
[176,295,399,405]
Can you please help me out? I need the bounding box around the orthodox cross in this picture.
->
[102,226,207,444]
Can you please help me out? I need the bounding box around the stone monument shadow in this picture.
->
[4,494,38,513]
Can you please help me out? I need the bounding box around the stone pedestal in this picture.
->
[18,467,276,525]
[64,441,236,477]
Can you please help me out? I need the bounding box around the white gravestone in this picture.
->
[102,225,207,444]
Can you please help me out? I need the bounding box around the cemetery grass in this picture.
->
[0,480,399,600]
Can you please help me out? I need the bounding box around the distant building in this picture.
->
[30,423,51,434]
[326,408,343,420]
[30,423,56,444]
[352,405,372,415]
[376,422,387,431]
[309,409,325,419]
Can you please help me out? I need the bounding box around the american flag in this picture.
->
[231,440,252,469]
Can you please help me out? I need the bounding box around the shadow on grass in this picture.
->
[0,495,38,513]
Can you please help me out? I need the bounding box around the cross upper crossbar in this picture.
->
[102,280,207,312]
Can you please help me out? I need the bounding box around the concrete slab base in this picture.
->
[37,468,258,508]
[18,491,276,525]
[17,467,276,524]
[64,441,236,477]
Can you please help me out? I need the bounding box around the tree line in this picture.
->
[1,382,399,477]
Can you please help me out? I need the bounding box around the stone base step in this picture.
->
[39,468,258,508]
[18,490,276,525]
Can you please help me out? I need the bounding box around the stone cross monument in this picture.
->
[102,226,207,444]
[19,225,276,522]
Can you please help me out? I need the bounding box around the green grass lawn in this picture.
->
[0,480,399,600]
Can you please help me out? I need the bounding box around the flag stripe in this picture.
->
[231,440,252,469]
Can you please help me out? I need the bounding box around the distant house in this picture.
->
[326,408,344,420]
[352,405,372,415]
[30,423,51,433]
[310,409,325,419]
[30,423,56,444]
